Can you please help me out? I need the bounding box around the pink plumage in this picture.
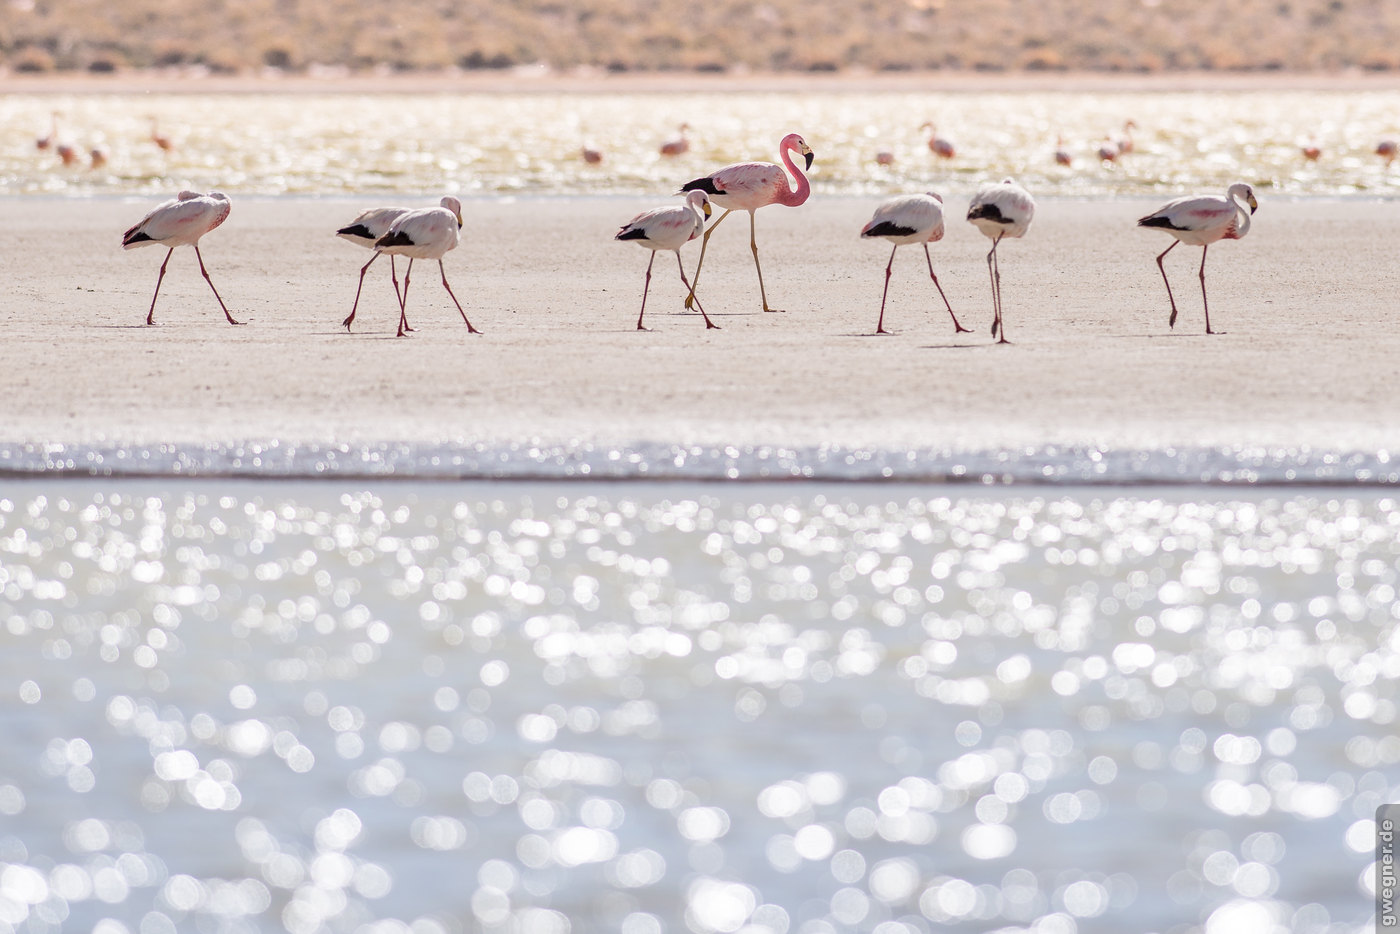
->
[121,191,240,326]
[615,190,717,331]
[678,132,815,313]
[859,192,968,336]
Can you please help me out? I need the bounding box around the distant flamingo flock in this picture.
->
[103,112,1378,339]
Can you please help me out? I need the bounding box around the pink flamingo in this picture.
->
[1116,120,1137,155]
[121,191,240,326]
[860,192,969,335]
[1054,136,1073,167]
[920,121,955,158]
[659,123,691,157]
[581,145,603,165]
[1376,139,1396,165]
[615,191,718,331]
[679,132,815,313]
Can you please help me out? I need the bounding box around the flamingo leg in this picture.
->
[636,252,656,330]
[676,251,718,330]
[145,248,174,325]
[389,256,410,330]
[748,210,781,313]
[685,208,732,310]
[1199,245,1216,335]
[986,235,1007,343]
[343,251,382,331]
[924,244,969,333]
[1155,240,1181,329]
[876,244,897,334]
[396,259,414,338]
[194,245,242,325]
[438,260,481,334]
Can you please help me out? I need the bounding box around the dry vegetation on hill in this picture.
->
[3,0,1399,74]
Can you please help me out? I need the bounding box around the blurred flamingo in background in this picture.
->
[679,132,815,314]
[149,116,174,152]
[660,123,691,157]
[1377,139,1397,165]
[581,145,604,164]
[920,122,955,158]
[1301,138,1322,161]
[89,147,109,170]
[875,150,895,166]
[1117,120,1137,155]
[1054,136,1073,167]
[1097,138,1118,163]
[36,111,59,150]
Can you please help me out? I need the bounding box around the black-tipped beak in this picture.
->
[702,202,712,218]
[804,152,815,170]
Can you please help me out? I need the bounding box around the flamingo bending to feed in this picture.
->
[1097,138,1118,163]
[370,197,479,337]
[1137,182,1257,335]
[1301,139,1322,162]
[859,193,969,335]
[875,150,895,166]
[121,191,240,326]
[89,147,109,170]
[581,146,603,165]
[920,122,955,158]
[149,117,174,152]
[337,202,452,332]
[615,191,718,331]
[966,178,1035,344]
[660,123,691,157]
[679,132,814,314]
[1377,139,1397,165]
[1054,136,1073,167]
[36,112,59,150]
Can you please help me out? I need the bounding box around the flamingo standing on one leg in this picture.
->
[679,132,814,314]
[121,191,241,326]
[1137,182,1258,335]
[920,122,955,159]
[372,197,480,337]
[966,178,1035,344]
[615,191,719,331]
[859,192,969,335]
[660,123,691,157]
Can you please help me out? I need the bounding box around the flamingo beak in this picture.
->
[702,201,712,219]
[455,211,464,228]
[1247,194,1258,214]
[803,150,815,170]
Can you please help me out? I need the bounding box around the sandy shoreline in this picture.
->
[1,195,1397,463]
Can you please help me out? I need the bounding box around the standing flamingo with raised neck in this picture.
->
[1137,182,1257,335]
[679,132,814,313]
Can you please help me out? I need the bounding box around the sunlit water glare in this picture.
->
[3,90,1400,197]
[0,482,1393,933]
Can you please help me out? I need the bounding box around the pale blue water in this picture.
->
[0,481,1392,934]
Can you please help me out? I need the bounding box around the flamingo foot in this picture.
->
[876,327,891,335]
[954,323,972,334]
[705,320,720,330]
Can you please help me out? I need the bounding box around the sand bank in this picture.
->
[1,195,1396,458]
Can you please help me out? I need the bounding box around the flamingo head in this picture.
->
[925,191,943,204]
[783,134,814,170]
[685,190,712,219]
[1235,183,1258,215]
[440,196,464,228]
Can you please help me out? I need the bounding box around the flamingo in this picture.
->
[660,123,691,157]
[679,132,814,314]
[55,142,78,167]
[149,117,174,152]
[89,147,109,170]
[337,203,444,333]
[121,191,240,326]
[859,193,969,335]
[1137,182,1258,335]
[920,122,955,159]
[1377,139,1397,165]
[875,150,895,166]
[615,191,718,331]
[1097,138,1119,163]
[371,197,480,337]
[1054,136,1073,167]
[966,178,1035,344]
[581,145,603,165]
[36,111,58,150]
[1301,139,1322,162]
[1116,120,1137,155]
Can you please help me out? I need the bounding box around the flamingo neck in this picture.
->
[1232,192,1252,238]
[777,144,811,207]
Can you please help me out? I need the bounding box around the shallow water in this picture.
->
[3,89,1400,197]
[0,481,1392,933]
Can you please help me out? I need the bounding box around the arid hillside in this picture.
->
[3,0,1398,74]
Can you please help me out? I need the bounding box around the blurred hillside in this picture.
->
[3,0,1399,74]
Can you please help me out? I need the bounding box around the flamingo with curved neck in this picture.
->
[678,132,815,313]
[1137,182,1258,334]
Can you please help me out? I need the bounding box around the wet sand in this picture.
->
[2,195,1396,455]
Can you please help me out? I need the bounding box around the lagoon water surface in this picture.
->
[0,481,1392,933]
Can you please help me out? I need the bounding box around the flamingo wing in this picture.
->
[122,196,220,248]
[683,161,785,204]
[1138,195,1233,232]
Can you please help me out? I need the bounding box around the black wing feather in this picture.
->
[375,229,415,248]
[862,221,919,238]
[679,176,722,196]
